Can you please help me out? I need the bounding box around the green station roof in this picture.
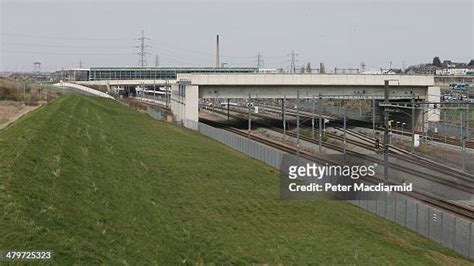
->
[89,66,258,71]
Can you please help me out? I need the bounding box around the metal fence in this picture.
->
[429,121,472,139]
[193,120,473,260]
[147,107,165,120]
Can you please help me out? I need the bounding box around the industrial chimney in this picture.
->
[319,62,326,74]
[216,34,220,68]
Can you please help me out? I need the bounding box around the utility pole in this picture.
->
[155,54,159,67]
[383,80,390,180]
[227,98,230,121]
[464,101,470,171]
[344,108,347,162]
[467,100,470,152]
[136,30,150,67]
[165,78,169,108]
[461,102,466,171]
[283,95,286,137]
[443,109,447,143]
[248,93,251,138]
[153,73,156,101]
[372,96,376,136]
[296,90,300,158]
[411,97,415,153]
[281,97,284,121]
[421,107,425,143]
[318,93,322,153]
[212,97,215,114]
[312,95,315,139]
[257,53,264,69]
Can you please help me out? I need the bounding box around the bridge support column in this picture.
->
[184,85,199,130]
[170,83,181,125]
[426,86,441,131]
[171,83,199,130]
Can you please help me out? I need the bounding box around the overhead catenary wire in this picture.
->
[3,32,290,61]
[1,42,137,49]
[1,32,134,41]
[3,32,300,68]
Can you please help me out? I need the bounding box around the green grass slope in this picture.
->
[0,94,469,264]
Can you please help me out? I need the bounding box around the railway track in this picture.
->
[282,127,474,194]
[377,126,474,149]
[229,102,474,149]
[199,117,474,221]
[334,126,474,184]
[207,106,474,188]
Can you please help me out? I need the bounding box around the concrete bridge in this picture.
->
[170,74,440,130]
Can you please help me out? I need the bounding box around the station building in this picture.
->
[56,66,258,82]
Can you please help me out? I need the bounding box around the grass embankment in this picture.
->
[0,94,470,264]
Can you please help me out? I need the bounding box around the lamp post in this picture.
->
[402,122,406,136]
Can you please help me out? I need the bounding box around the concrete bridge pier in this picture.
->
[171,82,199,130]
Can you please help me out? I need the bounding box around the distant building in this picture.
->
[334,68,359,74]
[406,69,418,75]
[406,59,473,75]
[53,66,259,82]
[441,60,469,69]
[360,68,402,75]
[258,68,279,74]
[435,68,470,76]
[405,64,437,75]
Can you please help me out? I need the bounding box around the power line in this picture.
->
[4,32,290,60]
[1,49,134,56]
[1,32,133,41]
[150,39,257,59]
[2,42,135,49]
[151,38,286,60]
[157,53,206,66]
[4,31,294,67]
[136,30,151,67]
[288,50,299,73]
[257,53,264,68]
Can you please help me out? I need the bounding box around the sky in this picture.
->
[1,0,473,72]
